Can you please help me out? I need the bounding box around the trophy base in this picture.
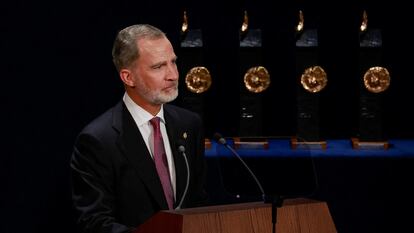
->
[291,137,327,150]
[205,138,212,149]
[233,137,269,150]
[351,138,389,150]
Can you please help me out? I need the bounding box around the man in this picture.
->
[71,24,207,233]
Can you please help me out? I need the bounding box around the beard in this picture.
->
[136,79,179,105]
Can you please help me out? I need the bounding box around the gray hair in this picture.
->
[112,24,166,72]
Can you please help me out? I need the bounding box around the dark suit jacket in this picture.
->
[71,100,207,233]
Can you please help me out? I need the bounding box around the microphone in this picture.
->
[213,133,266,202]
[214,133,283,233]
[175,141,190,210]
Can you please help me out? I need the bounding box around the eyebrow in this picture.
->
[150,61,166,69]
[150,56,178,69]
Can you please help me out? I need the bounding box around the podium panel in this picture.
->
[134,198,336,233]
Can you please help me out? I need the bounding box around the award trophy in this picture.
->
[238,10,269,149]
[178,10,211,117]
[292,10,328,149]
[352,10,390,149]
[179,10,212,148]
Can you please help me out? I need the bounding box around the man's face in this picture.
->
[129,36,179,105]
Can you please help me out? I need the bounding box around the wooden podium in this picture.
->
[134,198,336,233]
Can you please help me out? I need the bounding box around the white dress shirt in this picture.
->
[123,93,176,200]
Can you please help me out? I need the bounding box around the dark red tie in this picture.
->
[149,117,174,209]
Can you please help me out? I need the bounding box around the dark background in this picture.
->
[2,1,413,233]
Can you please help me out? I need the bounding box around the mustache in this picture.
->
[166,81,179,89]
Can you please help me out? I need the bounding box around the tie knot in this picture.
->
[150,117,161,130]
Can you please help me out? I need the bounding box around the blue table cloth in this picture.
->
[205,139,414,158]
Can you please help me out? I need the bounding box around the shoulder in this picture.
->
[78,101,124,139]
[164,104,201,123]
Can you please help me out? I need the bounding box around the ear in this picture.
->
[119,69,135,87]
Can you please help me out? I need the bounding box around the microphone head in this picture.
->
[176,139,186,153]
[178,145,185,153]
[213,132,227,145]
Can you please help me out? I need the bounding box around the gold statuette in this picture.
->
[241,10,249,33]
[360,10,368,32]
[244,66,271,93]
[185,67,212,94]
[181,10,188,33]
[300,66,327,93]
[296,10,304,33]
[363,66,390,93]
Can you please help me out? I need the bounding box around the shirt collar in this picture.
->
[123,92,165,126]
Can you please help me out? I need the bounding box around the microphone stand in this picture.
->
[266,195,283,233]
[175,145,190,210]
[214,133,284,233]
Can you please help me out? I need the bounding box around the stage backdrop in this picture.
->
[2,1,413,233]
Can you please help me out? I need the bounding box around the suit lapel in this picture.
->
[113,101,168,209]
[164,106,187,208]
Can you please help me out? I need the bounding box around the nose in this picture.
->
[167,63,179,81]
